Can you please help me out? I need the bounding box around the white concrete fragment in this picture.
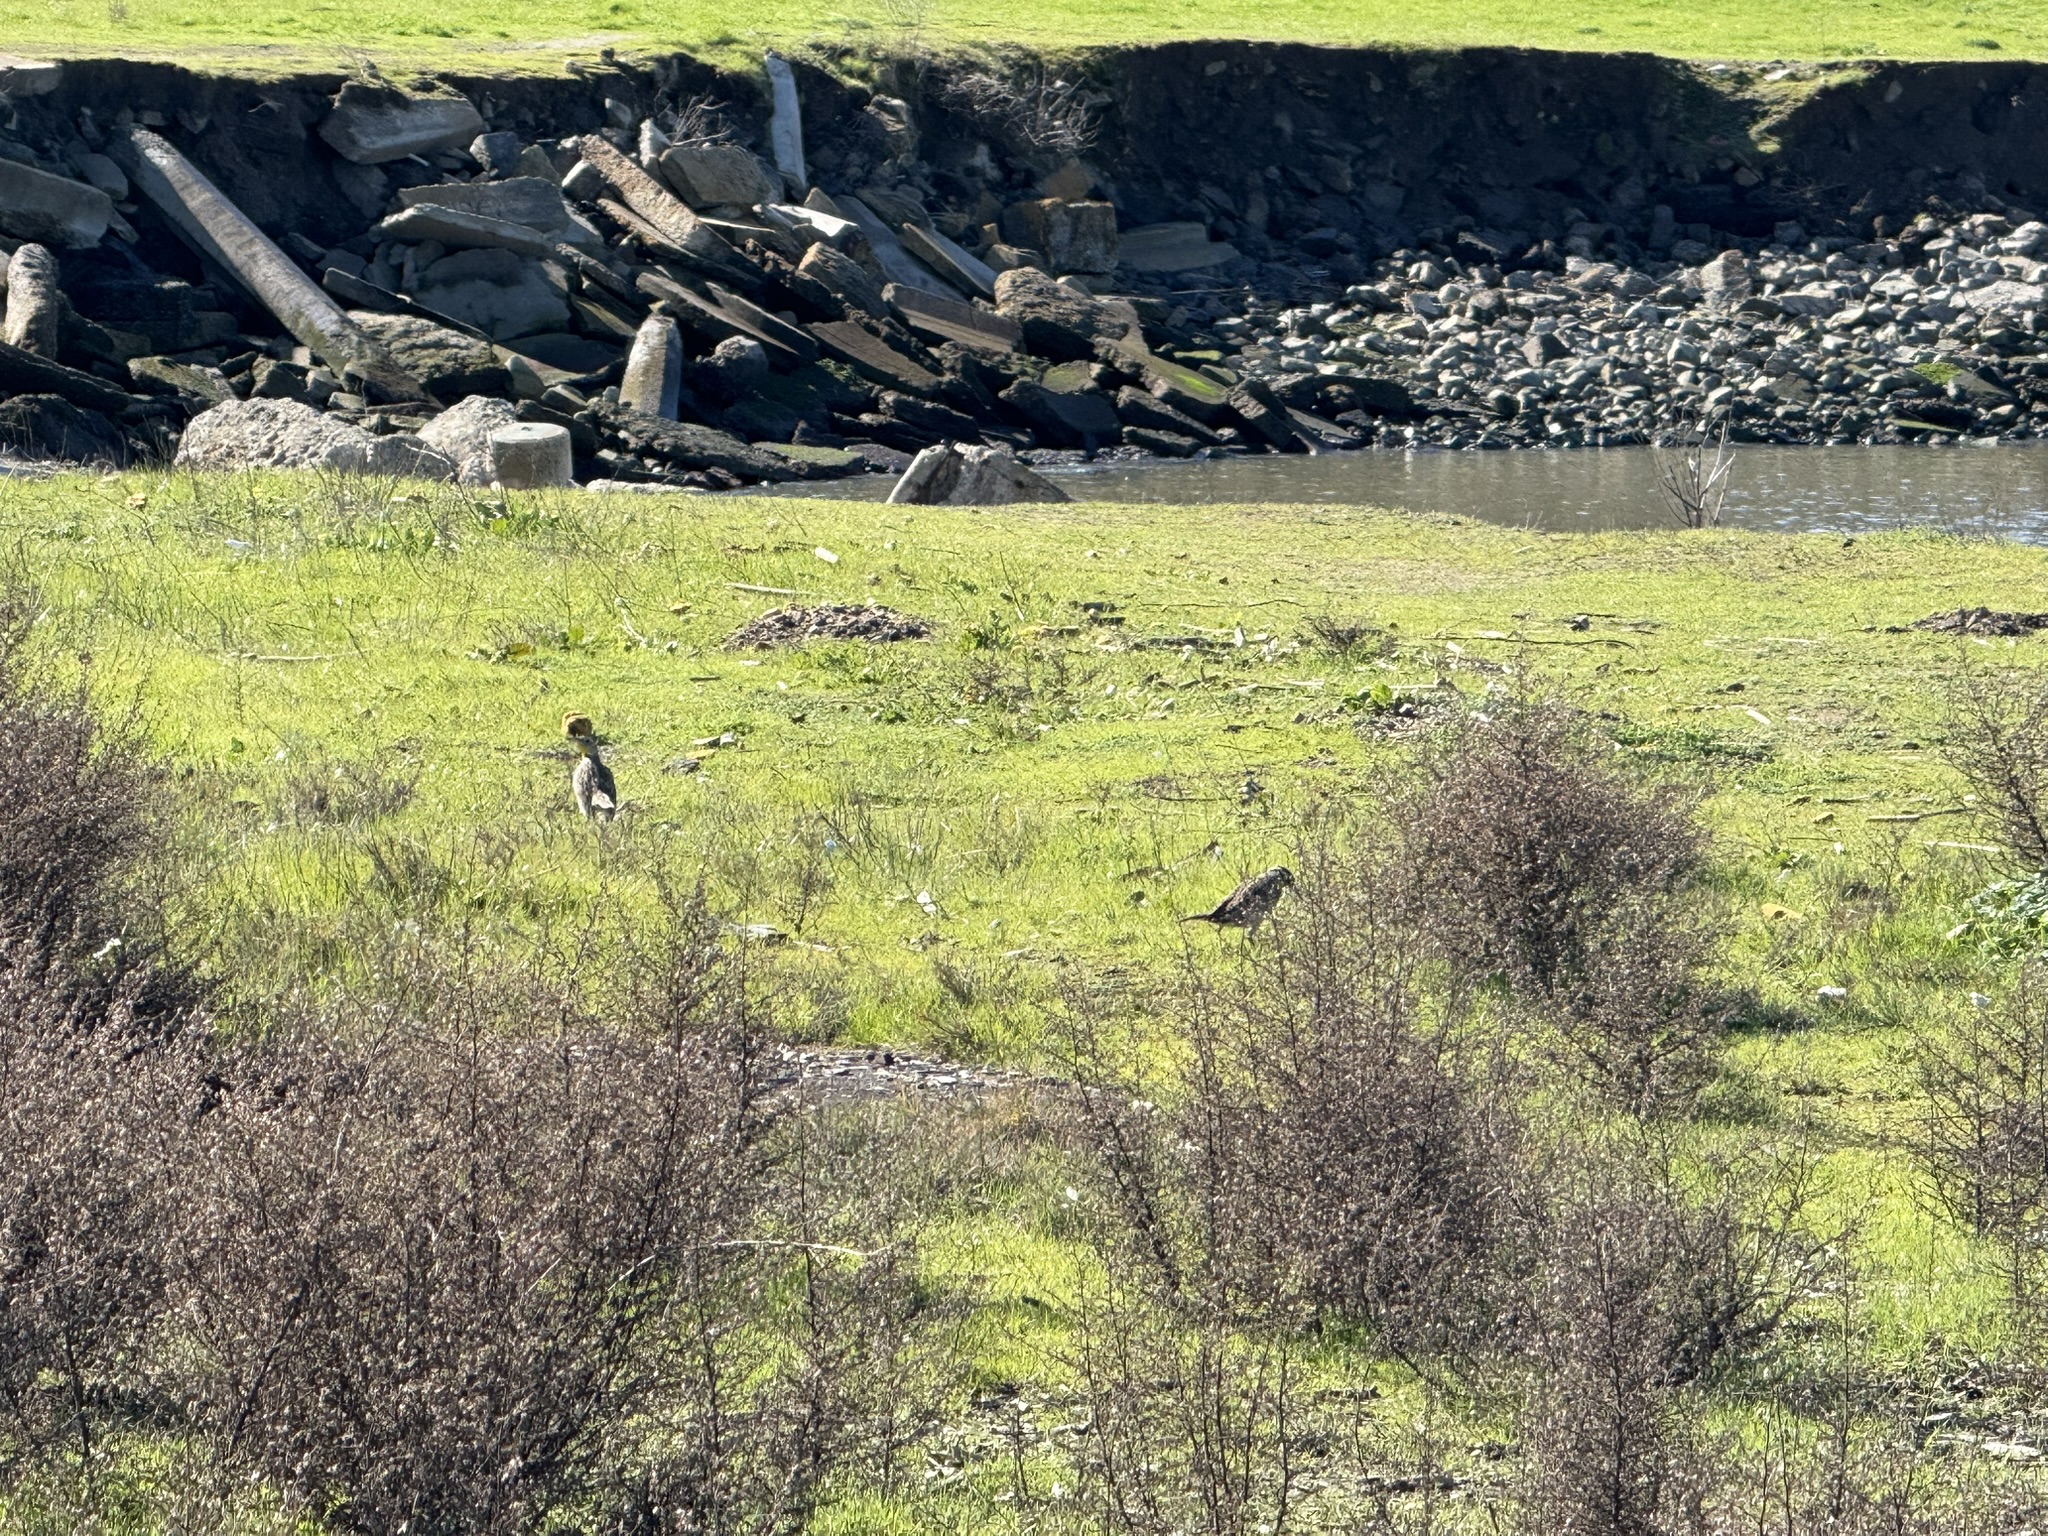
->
[175,398,455,478]
[2,244,62,357]
[764,52,807,194]
[887,443,1070,505]
[619,314,683,419]
[489,422,574,488]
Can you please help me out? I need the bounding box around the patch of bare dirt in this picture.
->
[725,603,933,649]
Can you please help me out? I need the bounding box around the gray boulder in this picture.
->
[993,267,1128,361]
[999,199,1120,274]
[1699,250,1754,308]
[887,443,1070,505]
[318,82,484,165]
[1001,377,1121,450]
[418,394,519,485]
[412,249,569,341]
[174,398,454,478]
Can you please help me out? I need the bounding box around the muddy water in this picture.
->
[796,444,2048,542]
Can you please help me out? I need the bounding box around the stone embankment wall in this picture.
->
[1,44,2045,477]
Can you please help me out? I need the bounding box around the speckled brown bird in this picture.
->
[1182,867,1295,932]
[564,713,617,822]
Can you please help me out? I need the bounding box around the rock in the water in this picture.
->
[658,144,778,209]
[417,394,517,485]
[412,248,569,341]
[993,267,1128,360]
[3,244,62,357]
[1001,377,1121,450]
[1114,385,1219,443]
[0,160,112,249]
[318,82,485,165]
[489,422,574,488]
[0,395,123,462]
[619,314,683,418]
[348,311,510,398]
[999,199,1120,274]
[174,398,454,477]
[1227,382,1302,450]
[886,442,1070,505]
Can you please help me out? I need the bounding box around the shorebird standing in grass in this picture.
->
[1182,867,1295,934]
[563,713,618,822]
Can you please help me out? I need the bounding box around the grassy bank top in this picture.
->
[4,0,2047,76]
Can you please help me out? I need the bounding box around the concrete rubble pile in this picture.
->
[6,56,2048,489]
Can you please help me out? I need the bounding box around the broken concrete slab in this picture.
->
[808,319,940,394]
[1112,335,1232,422]
[887,442,1069,505]
[577,136,748,279]
[768,203,859,248]
[0,337,133,414]
[658,144,778,209]
[1113,384,1220,443]
[764,52,807,194]
[347,310,510,398]
[884,282,1020,354]
[0,56,61,97]
[175,398,454,477]
[1118,221,1240,273]
[837,195,958,297]
[636,270,817,366]
[589,403,812,481]
[374,203,560,259]
[898,223,998,300]
[1000,377,1121,450]
[395,177,598,249]
[620,313,683,419]
[318,82,485,166]
[0,160,112,250]
[128,355,235,409]
[999,199,1120,274]
[3,244,62,357]
[115,128,423,402]
[418,395,518,485]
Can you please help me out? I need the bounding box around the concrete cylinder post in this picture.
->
[2,243,61,357]
[489,422,574,488]
[619,314,683,419]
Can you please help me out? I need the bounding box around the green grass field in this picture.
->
[8,467,2048,1528]
[5,0,2047,75]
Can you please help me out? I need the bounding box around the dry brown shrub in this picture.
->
[1390,691,1721,1114]
[1944,667,2048,871]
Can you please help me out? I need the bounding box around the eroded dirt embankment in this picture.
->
[3,43,2047,478]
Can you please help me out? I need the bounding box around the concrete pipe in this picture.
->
[489,422,574,489]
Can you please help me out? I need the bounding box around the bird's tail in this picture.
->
[1180,912,1221,924]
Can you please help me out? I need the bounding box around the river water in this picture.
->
[793,443,2048,542]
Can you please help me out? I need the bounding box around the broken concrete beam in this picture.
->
[620,314,683,419]
[791,242,888,321]
[635,270,817,366]
[764,52,807,194]
[658,144,778,209]
[0,56,60,97]
[768,203,858,248]
[836,195,957,297]
[884,282,1020,354]
[577,136,748,279]
[808,319,940,394]
[0,160,112,250]
[898,223,997,300]
[888,442,1069,506]
[0,338,134,414]
[318,82,485,165]
[1118,221,1239,273]
[395,177,600,250]
[3,244,62,357]
[116,128,424,403]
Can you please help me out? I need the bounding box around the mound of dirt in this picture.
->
[724,603,933,649]
[1912,607,2048,637]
